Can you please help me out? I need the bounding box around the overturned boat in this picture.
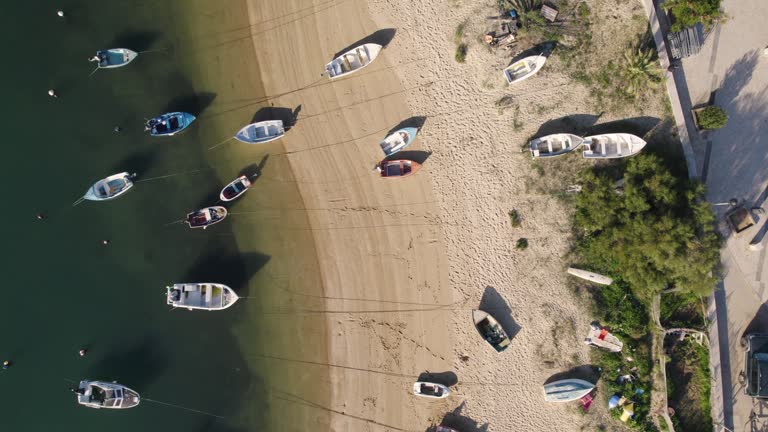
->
[529,134,583,158]
[185,206,227,229]
[234,120,285,144]
[166,283,239,311]
[74,380,140,409]
[472,310,511,353]
[220,175,252,202]
[566,267,613,285]
[503,55,547,85]
[581,133,646,159]
[145,112,196,137]
[89,48,138,69]
[380,127,418,156]
[543,378,595,403]
[375,159,422,179]
[324,43,382,79]
[84,172,135,201]
[584,324,623,352]
[413,382,451,399]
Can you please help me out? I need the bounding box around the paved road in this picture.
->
[674,0,768,430]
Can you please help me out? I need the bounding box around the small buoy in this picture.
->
[2,360,10,369]
[57,10,65,17]
[48,89,58,98]
[101,239,110,245]
[113,126,122,133]
[79,349,87,357]
[35,213,45,220]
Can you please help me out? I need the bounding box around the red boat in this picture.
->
[186,206,228,229]
[375,159,422,178]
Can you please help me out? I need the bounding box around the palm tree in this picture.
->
[621,48,662,97]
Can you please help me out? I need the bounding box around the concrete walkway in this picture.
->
[642,0,768,431]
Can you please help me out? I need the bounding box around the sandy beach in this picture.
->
[240,0,664,430]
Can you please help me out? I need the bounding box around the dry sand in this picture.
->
[238,0,664,430]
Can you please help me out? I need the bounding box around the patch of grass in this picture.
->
[515,238,528,250]
[660,292,706,329]
[455,43,468,63]
[512,105,524,131]
[454,21,467,45]
[532,161,545,177]
[508,209,521,227]
[666,338,712,432]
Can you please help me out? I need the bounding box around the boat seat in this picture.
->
[205,286,213,303]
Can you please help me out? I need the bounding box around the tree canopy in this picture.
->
[574,154,720,299]
[663,0,723,32]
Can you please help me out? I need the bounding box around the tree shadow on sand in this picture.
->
[384,150,432,164]
[478,286,521,340]
[163,92,218,117]
[508,41,557,66]
[87,336,167,391]
[109,30,162,52]
[386,116,428,136]
[544,364,601,385]
[333,28,397,59]
[417,371,458,387]
[425,402,490,432]
[250,106,301,129]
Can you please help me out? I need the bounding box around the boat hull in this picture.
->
[148,112,196,137]
[77,380,140,409]
[325,43,382,80]
[581,133,646,159]
[472,310,511,352]
[377,159,422,178]
[412,382,451,399]
[96,48,138,69]
[543,378,595,402]
[166,283,239,311]
[567,267,613,285]
[529,133,584,158]
[234,120,285,144]
[220,175,252,201]
[504,55,547,85]
[186,206,228,229]
[83,172,134,201]
[380,127,418,156]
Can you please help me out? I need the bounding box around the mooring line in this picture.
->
[136,169,209,183]
[143,397,224,419]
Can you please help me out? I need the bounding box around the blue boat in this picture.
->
[89,48,138,69]
[145,112,196,137]
[379,127,418,156]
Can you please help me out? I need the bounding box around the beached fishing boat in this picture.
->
[581,133,646,159]
[166,283,239,311]
[186,206,227,229]
[145,112,196,137]
[543,379,595,403]
[472,310,511,352]
[436,427,460,432]
[584,324,623,352]
[220,175,252,201]
[375,159,422,178]
[84,172,135,201]
[89,48,138,69]
[529,134,583,158]
[380,127,418,156]
[74,380,140,409]
[503,55,547,85]
[324,43,382,79]
[413,382,451,399]
[234,120,285,144]
[566,267,613,285]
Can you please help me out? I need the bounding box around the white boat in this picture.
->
[166,283,239,311]
[186,206,227,229]
[90,48,138,69]
[472,310,511,352]
[543,379,595,403]
[529,134,584,158]
[503,55,547,85]
[412,382,451,399]
[379,127,418,156]
[324,43,382,79]
[584,324,623,352]
[234,120,284,144]
[566,267,613,285]
[83,172,135,201]
[75,380,140,409]
[220,175,252,201]
[581,133,646,159]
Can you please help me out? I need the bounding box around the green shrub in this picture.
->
[697,105,728,130]
[662,0,724,32]
[455,43,468,63]
[509,210,521,227]
[516,238,528,250]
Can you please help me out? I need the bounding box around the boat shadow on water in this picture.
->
[427,402,490,432]
[87,336,168,392]
[180,246,271,299]
[109,30,162,52]
[110,150,156,177]
[333,28,397,59]
[478,286,521,341]
[239,154,270,180]
[543,364,602,385]
[163,91,218,117]
[250,106,301,130]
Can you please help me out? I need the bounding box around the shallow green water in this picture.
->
[0,1,324,430]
